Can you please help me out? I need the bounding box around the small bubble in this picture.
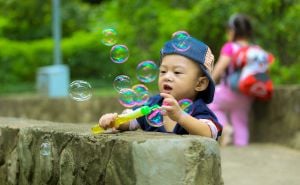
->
[132,84,150,106]
[110,44,129,64]
[178,99,194,115]
[69,80,92,101]
[136,61,158,83]
[40,141,51,156]
[113,75,132,92]
[118,88,137,108]
[171,30,191,52]
[101,28,118,46]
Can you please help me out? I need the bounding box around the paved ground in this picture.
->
[220,143,300,185]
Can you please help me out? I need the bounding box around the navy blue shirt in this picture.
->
[136,94,223,140]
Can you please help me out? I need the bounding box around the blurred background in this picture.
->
[1,1,300,184]
[0,0,299,96]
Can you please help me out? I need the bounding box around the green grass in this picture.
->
[0,81,36,96]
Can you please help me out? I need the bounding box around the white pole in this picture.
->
[52,0,62,65]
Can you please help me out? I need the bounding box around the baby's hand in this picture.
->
[99,113,118,130]
[160,93,184,122]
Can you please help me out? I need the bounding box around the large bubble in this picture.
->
[136,60,158,83]
[101,28,118,46]
[146,109,163,127]
[113,75,132,92]
[118,88,136,108]
[69,80,92,101]
[172,30,191,52]
[132,84,150,106]
[110,44,129,64]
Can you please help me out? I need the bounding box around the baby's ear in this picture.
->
[195,77,209,92]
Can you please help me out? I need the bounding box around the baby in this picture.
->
[99,36,222,140]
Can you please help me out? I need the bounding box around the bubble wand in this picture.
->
[91,105,160,134]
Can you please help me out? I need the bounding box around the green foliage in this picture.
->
[0,0,95,40]
[0,0,299,95]
[270,60,300,85]
[0,31,129,84]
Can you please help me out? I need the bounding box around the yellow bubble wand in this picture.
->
[91,105,160,134]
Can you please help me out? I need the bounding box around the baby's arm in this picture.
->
[98,113,118,129]
[160,93,214,138]
[98,109,140,132]
[176,115,213,138]
[98,112,130,132]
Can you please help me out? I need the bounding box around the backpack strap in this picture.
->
[232,46,250,69]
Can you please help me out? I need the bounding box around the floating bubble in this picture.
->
[113,75,132,92]
[171,30,191,52]
[40,140,51,156]
[101,28,118,46]
[118,88,136,108]
[178,99,194,115]
[69,80,92,101]
[132,84,150,106]
[146,109,163,127]
[136,61,158,83]
[110,44,129,64]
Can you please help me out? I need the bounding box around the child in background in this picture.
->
[99,36,222,140]
[209,13,254,146]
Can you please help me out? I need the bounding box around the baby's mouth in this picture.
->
[163,84,173,92]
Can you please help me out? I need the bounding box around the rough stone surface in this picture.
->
[0,117,223,185]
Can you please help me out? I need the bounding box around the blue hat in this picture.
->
[160,36,215,103]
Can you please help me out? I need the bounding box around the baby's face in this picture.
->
[159,54,205,101]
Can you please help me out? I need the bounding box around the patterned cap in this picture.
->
[160,36,215,103]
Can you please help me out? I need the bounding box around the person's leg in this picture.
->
[208,85,230,128]
[230,100,252,146]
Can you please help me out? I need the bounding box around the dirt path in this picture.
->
[221,143,300,185]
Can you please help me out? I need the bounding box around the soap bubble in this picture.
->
[178,99,194,115]
[69,80,92,101]
[172,30,191,52]
[101,28,118,46]
[146,109,163,127]
[113,75,132,92]
[40,140,51,156]
[132,84,150,106]
[136,61,158,83]
[110,44,129,64]
[118,88,136,108]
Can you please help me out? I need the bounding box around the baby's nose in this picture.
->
[164,72,173,81]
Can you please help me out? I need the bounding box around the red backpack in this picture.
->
[228,45,275,101]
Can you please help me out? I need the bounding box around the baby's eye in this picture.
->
[174,71,183,74]
[160,70,166,74]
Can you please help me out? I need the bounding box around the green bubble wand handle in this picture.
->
[91,105,160,134]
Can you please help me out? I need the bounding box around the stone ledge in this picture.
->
[0,117,223,185]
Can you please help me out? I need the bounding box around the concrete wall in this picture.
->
[0,117,223,185]
[0,96,123,124]
[249,85,300,150]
